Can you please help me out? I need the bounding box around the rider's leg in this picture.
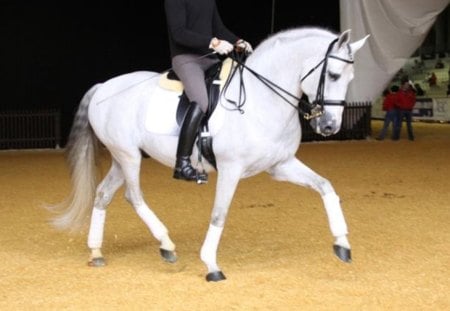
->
[173,101,205,180]
[171,54,218,181]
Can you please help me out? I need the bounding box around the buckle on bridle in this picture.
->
[303,106,324,120]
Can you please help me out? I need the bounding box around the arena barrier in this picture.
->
[0,109,61,149]
[0,103,371,150]
[301,101,372,142]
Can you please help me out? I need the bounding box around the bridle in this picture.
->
[299,38,354,119]
[225,37,354,120]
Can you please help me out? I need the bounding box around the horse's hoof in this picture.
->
[206,271,226,282]
[88,257,106,267]
[333,245,352,263]
[160,249,177,263]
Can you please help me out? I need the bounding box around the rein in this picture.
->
[223,38,354,120]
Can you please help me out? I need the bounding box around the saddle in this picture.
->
[158,58,235,170]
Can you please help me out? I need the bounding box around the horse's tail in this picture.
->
[48,83,102,232]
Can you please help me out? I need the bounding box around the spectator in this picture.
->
[376,85,399,141]
[427,72,437,87]
[393,77,416,141]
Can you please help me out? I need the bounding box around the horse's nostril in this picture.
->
[324,126,333,134]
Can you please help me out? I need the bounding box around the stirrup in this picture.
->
[196,171,208,184]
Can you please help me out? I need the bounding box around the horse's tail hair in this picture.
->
[47,83,102,232]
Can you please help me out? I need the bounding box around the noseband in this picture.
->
[299,38,354,120]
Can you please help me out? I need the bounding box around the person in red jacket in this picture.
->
[393,77,416,141]
[376,85,399,140]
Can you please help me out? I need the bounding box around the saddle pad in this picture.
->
[144,87,182,135]
[158,71,184,92]
[158,57,234,92]
[218,57,233,84]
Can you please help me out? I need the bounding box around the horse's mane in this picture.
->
[254,27,339,55]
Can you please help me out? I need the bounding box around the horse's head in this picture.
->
[300,30,369,136]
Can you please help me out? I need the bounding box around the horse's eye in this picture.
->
[328,72,340,81]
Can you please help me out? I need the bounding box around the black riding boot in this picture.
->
[173,102,205,181]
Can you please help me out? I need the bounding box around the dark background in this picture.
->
[0,1,339,144]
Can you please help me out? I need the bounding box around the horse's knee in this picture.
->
[315,177,334,195]
[94,191,112,209]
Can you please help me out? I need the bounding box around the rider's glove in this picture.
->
[235,39,253,54]
[209,38,234,55]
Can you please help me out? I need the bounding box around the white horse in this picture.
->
[50,27,369,281]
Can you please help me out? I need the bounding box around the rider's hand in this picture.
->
[210,38,234,55]
[235,39,253,54]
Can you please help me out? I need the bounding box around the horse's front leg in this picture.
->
[200,169,241,282]
[270,157,351,262]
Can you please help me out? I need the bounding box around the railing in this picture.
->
[0,109,61,149]
[0,103,371,150]
[301,101,372,142]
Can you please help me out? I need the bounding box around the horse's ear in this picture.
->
[337,29,352,49]
[350,34,370,54]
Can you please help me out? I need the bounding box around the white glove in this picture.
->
[209,38,234,55]
[236,39,253,54]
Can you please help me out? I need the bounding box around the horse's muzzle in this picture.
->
[309,100,346,136]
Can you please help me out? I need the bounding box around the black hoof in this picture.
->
[160,249,177,263]
[88,257,106,267]
[206,271,226,282]
[333,245,352,263]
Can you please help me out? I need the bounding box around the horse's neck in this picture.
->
[237,42,309,118]
[246,52,301,95]
[218,59,299,133]
[248,34,327,87]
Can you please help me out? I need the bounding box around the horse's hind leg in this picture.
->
[88,159,125,266]
[269,157,351,262]
[118,152,177,263]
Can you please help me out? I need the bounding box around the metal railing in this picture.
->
[0,109,61,149]
[301,101,372,142]
[0,103,371,150]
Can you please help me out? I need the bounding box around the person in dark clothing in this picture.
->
[164,0,252,182]
[393,77,416,141]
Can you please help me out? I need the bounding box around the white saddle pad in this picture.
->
[144,87,183,135]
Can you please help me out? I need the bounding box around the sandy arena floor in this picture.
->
[0,120,449,310]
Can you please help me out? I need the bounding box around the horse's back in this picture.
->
[101,71,160,94]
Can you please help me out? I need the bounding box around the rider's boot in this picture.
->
[173,102,205,181]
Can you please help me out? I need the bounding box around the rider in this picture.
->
[164,0,253,181]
